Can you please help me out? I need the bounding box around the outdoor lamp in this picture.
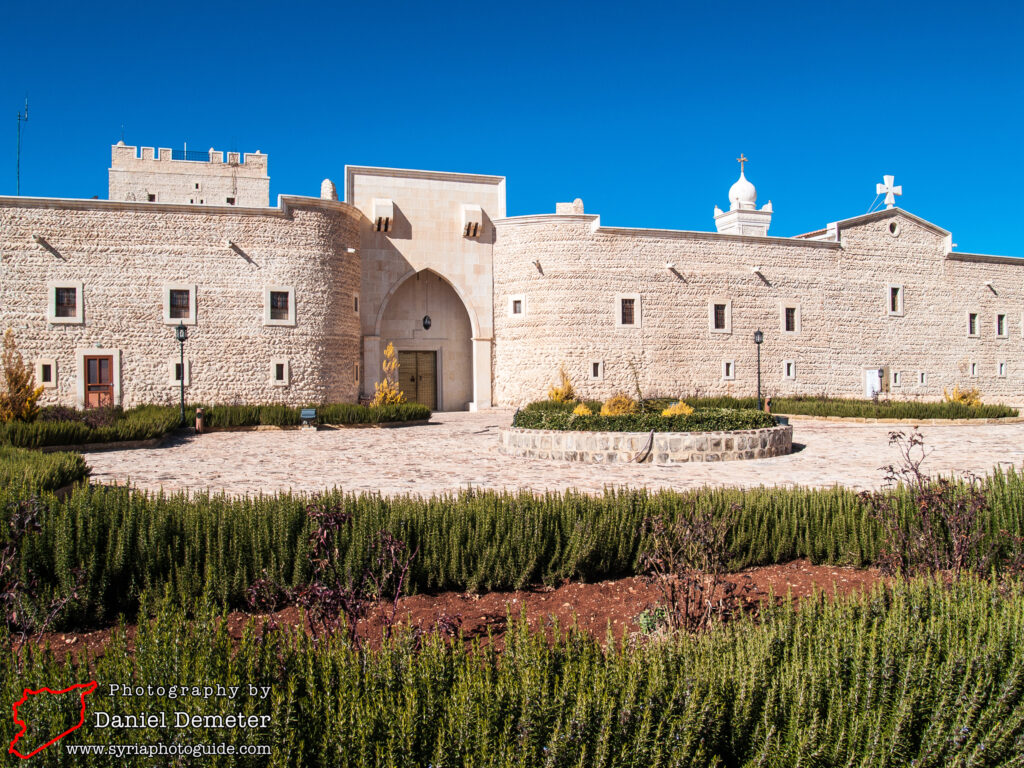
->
[753,330,764,411]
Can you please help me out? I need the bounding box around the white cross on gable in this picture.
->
[876,175,902,209]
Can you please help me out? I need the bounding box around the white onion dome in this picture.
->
[728,170,757,210]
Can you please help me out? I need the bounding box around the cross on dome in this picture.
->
[876,175,902,209]
[736,153,748,172]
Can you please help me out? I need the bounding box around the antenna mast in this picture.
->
[16,96,28,196]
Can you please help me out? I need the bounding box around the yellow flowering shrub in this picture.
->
[548,365,577,403]
[600,393,639,416]
[572,403,592,416]
[661,401,695,417]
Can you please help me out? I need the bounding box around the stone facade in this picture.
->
[109,143,269,207]
[0,195,360,407]
[491,209,1024,406]
[3,145,1024,412]
[500,424,793,464]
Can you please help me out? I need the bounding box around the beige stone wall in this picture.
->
[0,196,361,408]
[346,167,505,409]
[492,209,1024,406]
[109,144,270,207]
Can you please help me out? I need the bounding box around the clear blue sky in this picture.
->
[3,0,1021,255]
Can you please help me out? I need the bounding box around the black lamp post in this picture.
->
[175,323,188,427]
[753,330,764,411]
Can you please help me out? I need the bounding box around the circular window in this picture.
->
[888,221,901,237]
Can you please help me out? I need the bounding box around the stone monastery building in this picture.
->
[1,143,1022,411]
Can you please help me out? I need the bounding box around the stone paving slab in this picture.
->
[79,410,1024,498]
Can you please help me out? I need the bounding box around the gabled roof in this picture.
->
[831,207,951,238]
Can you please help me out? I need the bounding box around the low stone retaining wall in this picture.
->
[500,424,792,464]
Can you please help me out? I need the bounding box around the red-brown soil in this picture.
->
[26,560,880,659]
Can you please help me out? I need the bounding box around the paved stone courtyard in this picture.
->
[78,410,1024,497]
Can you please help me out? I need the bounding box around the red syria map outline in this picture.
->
[8,681,98,759]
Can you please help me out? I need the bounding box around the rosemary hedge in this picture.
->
[512,407,777,432]
[524,396,1018,420]
[0,446,89,491]
[670,395,1018,420]
[6,470,1024,629]
[3,577,1022,766]
[0,403,431,448]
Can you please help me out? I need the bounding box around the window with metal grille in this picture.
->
[785,307,796,332]
[620,298,635,325]
[713,303,726,330]
[169,289,190,319]
[270,292,289,320]
[55,287,77,317]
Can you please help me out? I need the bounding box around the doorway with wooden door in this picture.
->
[397,350,438,410]
[84,355,114,407]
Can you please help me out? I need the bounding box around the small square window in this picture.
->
[271,358,290,386]
[147,193,156,202]
[783,360,795,380]
[970,362,978,377]
[887,284,904,316]
[722,360,735,381]
[169,289,190,319]
[615,294,641,328]
[264,287,296,326]
[163,284,196,325]
[621,298,635,325]
[998,362,1007,378]
[167,358,191,386]
[508,295,526,317]
[226,197,235,205]
[589,361,604,381]
[996,314,1007,338]
[55,287,77,317]
[35,359,57,389]
[968,312,979,337]
[47,282,84,324]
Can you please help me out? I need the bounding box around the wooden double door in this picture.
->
[84,355,114,407]
[398,350,437,410]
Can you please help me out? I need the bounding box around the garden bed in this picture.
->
[501,423,792,463]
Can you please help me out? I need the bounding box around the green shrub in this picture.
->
[5,467,1024,628]
[0,405,179,448]
[682,394,1018,419]
[513,407,777,432]
[0,446,89,491]
[3,578,1023,767]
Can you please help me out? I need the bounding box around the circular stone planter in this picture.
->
[500,424,792,464]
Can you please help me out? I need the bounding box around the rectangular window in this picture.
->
[722,360,735,380]
[275,363,285,381]
[174,363,183,383]
[355,363,360,385]
[270,291,289,320]
[40,363,52,384]
[621,298,635,326]
[169,289,190,319]
[968,312,979,336]
[589,361,604,381]
[887,284,904,316]
[919,372,927,386]
[512,299,522,315]
[970,362,978,377]
[147,193,156,202]
[714,304,726,330]
[226,197,235,205]
[998,362,1007,377]
[785,307,796,332]
[593,362,600,378]
[997,314,1007,337]
[354,295,359,313]
[783,361,795,380]
[271,358,290,386]
[55,287,77,317]
[891,370,901,387]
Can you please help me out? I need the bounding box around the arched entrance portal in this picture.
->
[377,270,474,411]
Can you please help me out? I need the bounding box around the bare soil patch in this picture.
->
[26,560,879,659]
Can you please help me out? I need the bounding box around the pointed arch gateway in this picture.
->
[374,269,476,411]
